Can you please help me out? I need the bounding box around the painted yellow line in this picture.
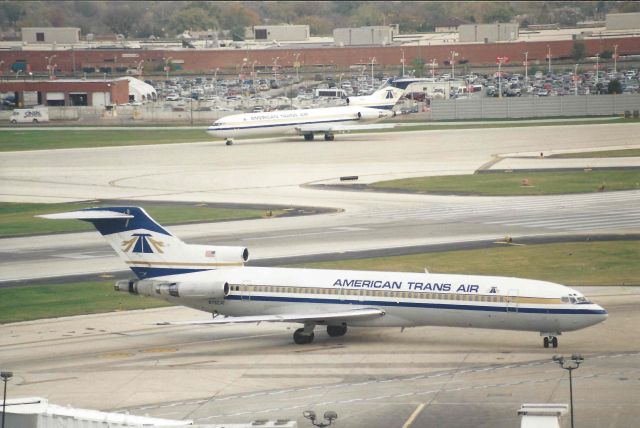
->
[402,403,426,428]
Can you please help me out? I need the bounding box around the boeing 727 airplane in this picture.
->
[207,105,396,145]
[40,207,607,347]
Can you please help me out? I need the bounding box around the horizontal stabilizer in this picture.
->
[157,307,385,326]
[37,210,134,220]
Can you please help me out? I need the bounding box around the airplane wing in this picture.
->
[295,123,397,134]
[156,307,385,326]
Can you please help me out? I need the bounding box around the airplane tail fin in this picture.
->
[38,207,249,279]
[346,86,405,109]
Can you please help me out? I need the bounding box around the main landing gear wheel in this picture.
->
[225,139,233,146]
[327,325,347,337]
[324,133,335,141]
[543,336,559,348]
[304,133,314,141]
[294,328,315,344]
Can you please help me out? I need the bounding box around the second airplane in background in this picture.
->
[206,85,405,145]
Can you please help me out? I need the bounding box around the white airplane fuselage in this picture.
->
[148,266,607,334]
[206,106,393,140]
[42,206,607,347]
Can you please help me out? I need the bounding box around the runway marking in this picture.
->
[160,366,632,427]
[124,352,640,417]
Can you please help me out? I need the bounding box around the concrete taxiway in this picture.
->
[1,122,639,427]
[1,123,639,281]
[1,286,638,428]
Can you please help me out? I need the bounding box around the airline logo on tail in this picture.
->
[121,233,165,254]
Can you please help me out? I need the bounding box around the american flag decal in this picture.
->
[205,250,216,257]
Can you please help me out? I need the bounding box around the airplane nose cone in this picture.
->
[596,304,608,322]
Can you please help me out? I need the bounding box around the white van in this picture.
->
[9,107,49,124]
[314,88,347,98]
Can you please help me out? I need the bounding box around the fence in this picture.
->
[431,94,640,120]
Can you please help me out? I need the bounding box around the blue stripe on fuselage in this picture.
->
[208,117,357,132]
[225,294,607,316]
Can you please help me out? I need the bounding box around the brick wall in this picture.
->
[0,37,637,75]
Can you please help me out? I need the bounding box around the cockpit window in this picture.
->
[563,294,591,304]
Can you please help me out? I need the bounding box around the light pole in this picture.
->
[547,45,551,74]
[214,67,219,97]
[239,57,248,84]
[553,354,584,428]
[449,50,458,79]
[46,54,57,79]
[1,371,13,428]
[498,57,504,98]
[163,57,172,80]
[595,53,600,86]
[303,410,337,427]
[272,56,279,86]
[574,63,579,96]
[369,56,376,86]
[523,51,529,83]
[429,59,437,78]
[613,44,618,75]
[294,53,301,83]
[401,49,405,77]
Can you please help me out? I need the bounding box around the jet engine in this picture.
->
[115,279,230,300]
[355,108,393,121]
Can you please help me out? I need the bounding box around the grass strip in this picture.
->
[0,119,636,152]
[0,281,171,324]
[292,241,640,287]
[2,241,636,324]
[372,170,640,196]
[0,202,283,238]
[0,129,208,151]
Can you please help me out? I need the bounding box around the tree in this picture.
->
[103,4,140,37]
[350,3,384,27]
[297,15,333,36]
[482,2,513,23]
[0,2,25,30]
[219,3,260,31]
[608,79,622,95]
[170,8,218,33]
[571,42,587,61]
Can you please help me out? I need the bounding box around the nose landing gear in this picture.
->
[542,333,559,348]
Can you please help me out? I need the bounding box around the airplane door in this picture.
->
[240,280,251,302]
[506,289,519,313]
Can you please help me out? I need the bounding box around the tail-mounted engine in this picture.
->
[115,278,230,300]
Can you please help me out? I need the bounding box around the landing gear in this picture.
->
[303,133,315,141]
[543,336,559,348]
[324,133,335,141]
[294,328,315,344]
[327,325,347,337]
[225,139,233,146]
[293,322,316,345]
